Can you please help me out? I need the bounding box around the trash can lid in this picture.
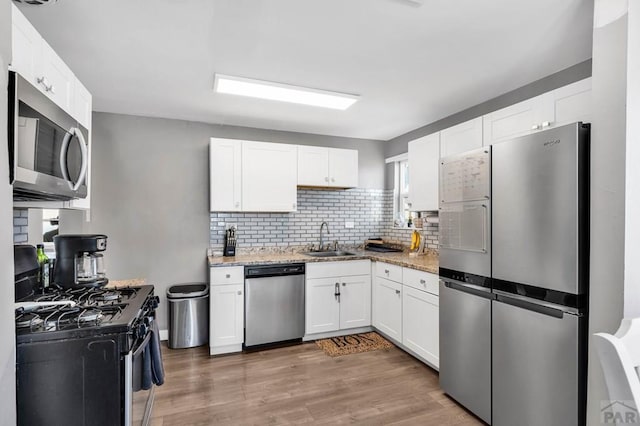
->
[167,283,209,299]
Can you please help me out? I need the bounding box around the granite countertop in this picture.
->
[105,278,147,288]
[208,250,438,274]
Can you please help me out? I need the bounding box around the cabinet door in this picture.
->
[41,39,74,114]
[339,274,371,329]
[73,79,92,130]
[297,146,329,186]
[210,283,244,347]
[242,141,297,212]
[440,117,483,158]
[373,277,403,343]
[328,148,358,188]
[306,277,340,335]
[10,5,42,89]
[408,132,439,211]
[483,95,545,145]
[403,286,439,368]
[544,78,592,128]
[210,138,242,212]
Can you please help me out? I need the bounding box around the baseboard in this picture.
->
[159,329,168,341]
[374,327,439,372]
[303,326,374,342]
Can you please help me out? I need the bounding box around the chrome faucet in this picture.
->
[319,221,330,251]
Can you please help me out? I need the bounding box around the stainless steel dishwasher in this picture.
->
[244,263,305,347]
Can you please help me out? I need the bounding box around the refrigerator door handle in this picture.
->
[442,280,494,300]
[494,293,565,319]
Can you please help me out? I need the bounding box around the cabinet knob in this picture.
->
[325,177,329,182]
[531,124,541,130]
[293,203,296,209]
[384,269,389,274]
[237,290,242,295]
[342,282,346,287]
[420,279,426,285]
[226,274,231,278]
[395,289,401,295]
[235,202,240,208]
[541,121,552,128]
[331,178,335,182]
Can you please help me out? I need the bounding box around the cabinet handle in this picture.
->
[384,269,389,274]
[325,177,329,182]
[531,124,540,130]
[395,289,401,295]
[226,274,231,278]
[541,121,552,128]
[420,279,426,285]
[293,203,296,209]
[331,177,335,182]
[37,76,54,93]
[235,202,240,208]
[237,290,242,295]
[334,283,341,302]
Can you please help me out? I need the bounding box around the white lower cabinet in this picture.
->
[210,267,244,355]
[305,260,371,337]
[373,277,403,343]
[402,286,439,368]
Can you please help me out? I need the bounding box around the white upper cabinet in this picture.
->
[10,4,41,88]
[73,79,93,130]
[297,146,358,188]
[482,95,546,145]
[440,117,483,158]
[10,4,91,125]
[328,148,358,188]
[542,77,592,128]
[242,141,297,212]
[408,132,439,212]
[483,77,592,145]
[210,138,242,212]
[297,146,330,186]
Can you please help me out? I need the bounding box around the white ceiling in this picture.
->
[18,0,594,140]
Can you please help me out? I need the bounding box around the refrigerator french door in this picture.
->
[438,147,492,424]
[491,122,589,426]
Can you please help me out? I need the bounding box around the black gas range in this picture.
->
[15,285,162,426]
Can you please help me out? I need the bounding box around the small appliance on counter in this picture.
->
[364,238,403,253]
[53,234,108,288]
[223,227,236,257]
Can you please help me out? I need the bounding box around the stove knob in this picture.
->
[149,296,160,310]
[136,323,148,339]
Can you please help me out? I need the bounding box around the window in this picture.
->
[388,154,416,228]
[42,209,59,242]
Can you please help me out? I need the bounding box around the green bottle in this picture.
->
[36,244,50,289]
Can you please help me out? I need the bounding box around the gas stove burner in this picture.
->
[16,312,43,329]
[77,309,103,324]
[95,291,120,302]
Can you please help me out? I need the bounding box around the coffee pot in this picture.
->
[53,234,108,288]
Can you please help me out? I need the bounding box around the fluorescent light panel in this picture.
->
[214,74,358,110]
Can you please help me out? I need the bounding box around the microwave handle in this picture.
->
[60,128,88,191]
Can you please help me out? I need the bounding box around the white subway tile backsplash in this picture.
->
[210,189,439,251]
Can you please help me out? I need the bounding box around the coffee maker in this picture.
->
[53,234,108,288]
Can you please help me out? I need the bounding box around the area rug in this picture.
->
[315,332,394,357]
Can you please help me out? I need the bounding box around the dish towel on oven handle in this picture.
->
[141,319,165,389]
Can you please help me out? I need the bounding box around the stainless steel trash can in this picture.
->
[167,283,209,349]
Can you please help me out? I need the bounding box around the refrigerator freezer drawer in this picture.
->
[439,279,492,424]
[492,297,583,426]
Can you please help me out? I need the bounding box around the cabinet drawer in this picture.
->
[306,260,371,279]
[403,268,439,296]
[375,262,403,283]
[210,266,244,285]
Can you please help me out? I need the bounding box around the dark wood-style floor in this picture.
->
[151,342,483,425]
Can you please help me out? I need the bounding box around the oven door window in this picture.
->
[18,101,83,183]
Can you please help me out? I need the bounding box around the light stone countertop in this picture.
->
[208,250,438,274]
[105,278,148,288]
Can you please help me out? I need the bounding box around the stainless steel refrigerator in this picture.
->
[439,122,589,426]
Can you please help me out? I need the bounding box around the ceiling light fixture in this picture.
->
[214,74,359,110]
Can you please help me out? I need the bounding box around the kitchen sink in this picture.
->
[304,250,356,258]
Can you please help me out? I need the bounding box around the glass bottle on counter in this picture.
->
[36,244,50,289]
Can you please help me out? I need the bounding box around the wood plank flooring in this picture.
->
[151,342,483,425]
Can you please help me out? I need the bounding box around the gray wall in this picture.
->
[61,112,387,331]
[384,60,593,159]
[0,0,16,424]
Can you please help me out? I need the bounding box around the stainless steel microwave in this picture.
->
[8,71,89,201]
